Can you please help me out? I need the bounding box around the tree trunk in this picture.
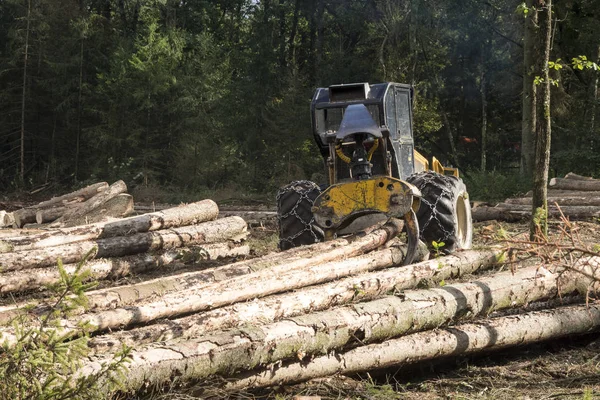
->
[0,221,405,326]
[19,0,31,186]
[89,248,502,354]
[505,196,600,206]
[530,0,553,239]
[51,193,134,226]
[51,180,128,227]
[564,172,596,181]
[0,199,219,252]
[0,216,247,271]
[223,302,600,390]
[549,177,600,191]
[480,66,487,172]
[520,0,537,177]
[82,265,591,390]
[0,242,249,295]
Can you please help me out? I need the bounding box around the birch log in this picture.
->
[81,266,585,391]
[223,302,600,390]
[0,199,219,252]
[89,248,502,353]
[0,216,247,271]
[0,242,249,294]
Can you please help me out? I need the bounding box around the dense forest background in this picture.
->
[0,0,598,200]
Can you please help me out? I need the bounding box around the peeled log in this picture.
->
[223,302,600,390]
[0,216,247,271]
[549,177,600,191]
[0,199,219,252]
[51,180,127,227]
[90,248,501,353]
[0,242,249,294]
[83,265,579,390]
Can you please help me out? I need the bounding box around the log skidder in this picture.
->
[278,82,473,261]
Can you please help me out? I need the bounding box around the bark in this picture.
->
[524,189,600,197]
[10,182,109,228]
[89,248,502,354]
[40,222,414,335]
[549,177,600,191]
[54,193,134,226]
[530,0,552,239]
[480,54,487,172]
[564,172,597,181]
[0,242,249,295]
[0,221,405,326]
[472,206,528,222]
[505,196,600,206]
[224,302,600,390]
[35,205,80,225]
[83,265,589,390]
[497,203,600,215]
[520,0,537,177]
[0,200,219,253]
[0,216,247,271]
[19,0,31,185]
[52,180,128,227]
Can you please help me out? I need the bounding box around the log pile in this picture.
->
[2,182,600,395]
[472,172,600,222]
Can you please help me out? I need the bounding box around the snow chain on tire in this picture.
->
[407,171,473,253]
[276,180,323,251]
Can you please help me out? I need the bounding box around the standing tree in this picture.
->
[530,0,552,239]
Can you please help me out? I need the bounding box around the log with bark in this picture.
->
[7,182,109,228]
[564,172,597,181]
[0,221,407,325]
[0,199,219,252]
[0,216,248,271]
[89,248,502,353]
[35,193,134,225]
[81,265,588,391]
[504,196,600,206]
[472,204,600,221]
[549,177,600,191]
[0,242,250,295]
[223,302,600,390]
[51,180,128,227]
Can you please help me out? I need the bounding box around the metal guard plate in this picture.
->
[312,177,421,230]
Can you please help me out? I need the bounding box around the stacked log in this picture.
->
[1,181,133,228]
[472,172,600,221]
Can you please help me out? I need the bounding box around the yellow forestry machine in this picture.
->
[277,82,473,264]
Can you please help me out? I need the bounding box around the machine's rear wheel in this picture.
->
[407,171,473,253]
[276,180,323,250]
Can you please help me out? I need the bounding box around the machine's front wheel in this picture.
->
[407,171,473,253]
[276,180,323,251]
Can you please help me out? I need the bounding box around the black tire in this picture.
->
[407,171,473,253]
[276,180,323,251]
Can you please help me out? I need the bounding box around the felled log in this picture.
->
[89,248,502,353]
[51,180,128,227]
[473,204,600,221]
[524,189,600,198]
[549,177,600,191]
[34,194,133,225]
[50,221,413,334]
[471,206,528,222]
[0,199,220,252]
[223,302,600,390]
[82,265,582,390]
[0,242,249,295]
[8,182,109,228]
[564,172,597,181]
[504,196,600,206]
[0,216,248,271]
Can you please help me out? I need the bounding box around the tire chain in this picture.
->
[276,180,322,250]
[407,172,457,244]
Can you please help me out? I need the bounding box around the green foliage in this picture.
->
[463,171,531,203]
[0,252,131,399]
[431,240,445,258]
